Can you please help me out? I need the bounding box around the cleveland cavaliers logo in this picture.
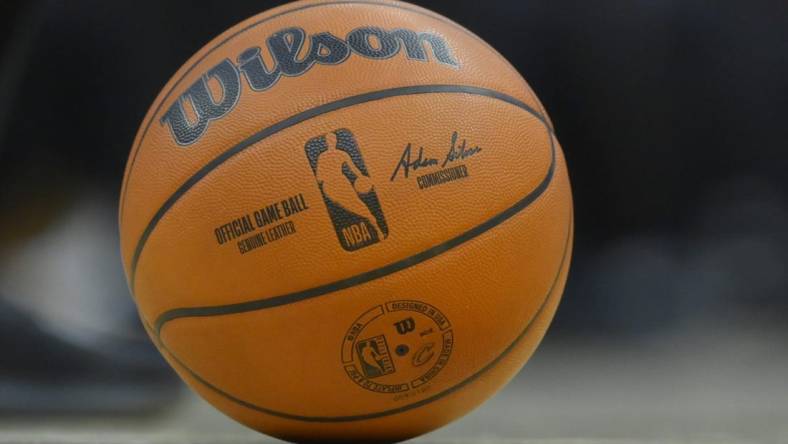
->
[305,129,388,251]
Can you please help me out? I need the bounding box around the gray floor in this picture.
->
[2,326,786,444]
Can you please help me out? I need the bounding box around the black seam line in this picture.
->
[130,84,551,295]
[153,211,573,423]
[149,88,553,334]
[118,0,549,221]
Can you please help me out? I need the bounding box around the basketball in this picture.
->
[119,0,573,442]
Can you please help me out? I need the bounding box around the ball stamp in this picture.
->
[342,300,453,395]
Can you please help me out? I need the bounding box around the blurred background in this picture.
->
[0,0,786,442]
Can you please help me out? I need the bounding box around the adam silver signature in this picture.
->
[390,131,482,181]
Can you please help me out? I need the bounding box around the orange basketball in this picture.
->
[119,0,573,442]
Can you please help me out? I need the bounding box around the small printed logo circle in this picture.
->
[341,300,453,394]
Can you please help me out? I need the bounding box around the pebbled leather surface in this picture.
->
[119,0,573,441]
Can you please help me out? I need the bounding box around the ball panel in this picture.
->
[120,0,546,271]
[132,93,552,320]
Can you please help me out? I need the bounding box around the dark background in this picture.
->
[0,0,786,434]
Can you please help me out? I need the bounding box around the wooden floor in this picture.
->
[2,327,785,443]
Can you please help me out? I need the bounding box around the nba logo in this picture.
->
[355,335,396,378]
[305,129,388,251]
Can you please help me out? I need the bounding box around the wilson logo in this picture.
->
[161,26,460,146]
